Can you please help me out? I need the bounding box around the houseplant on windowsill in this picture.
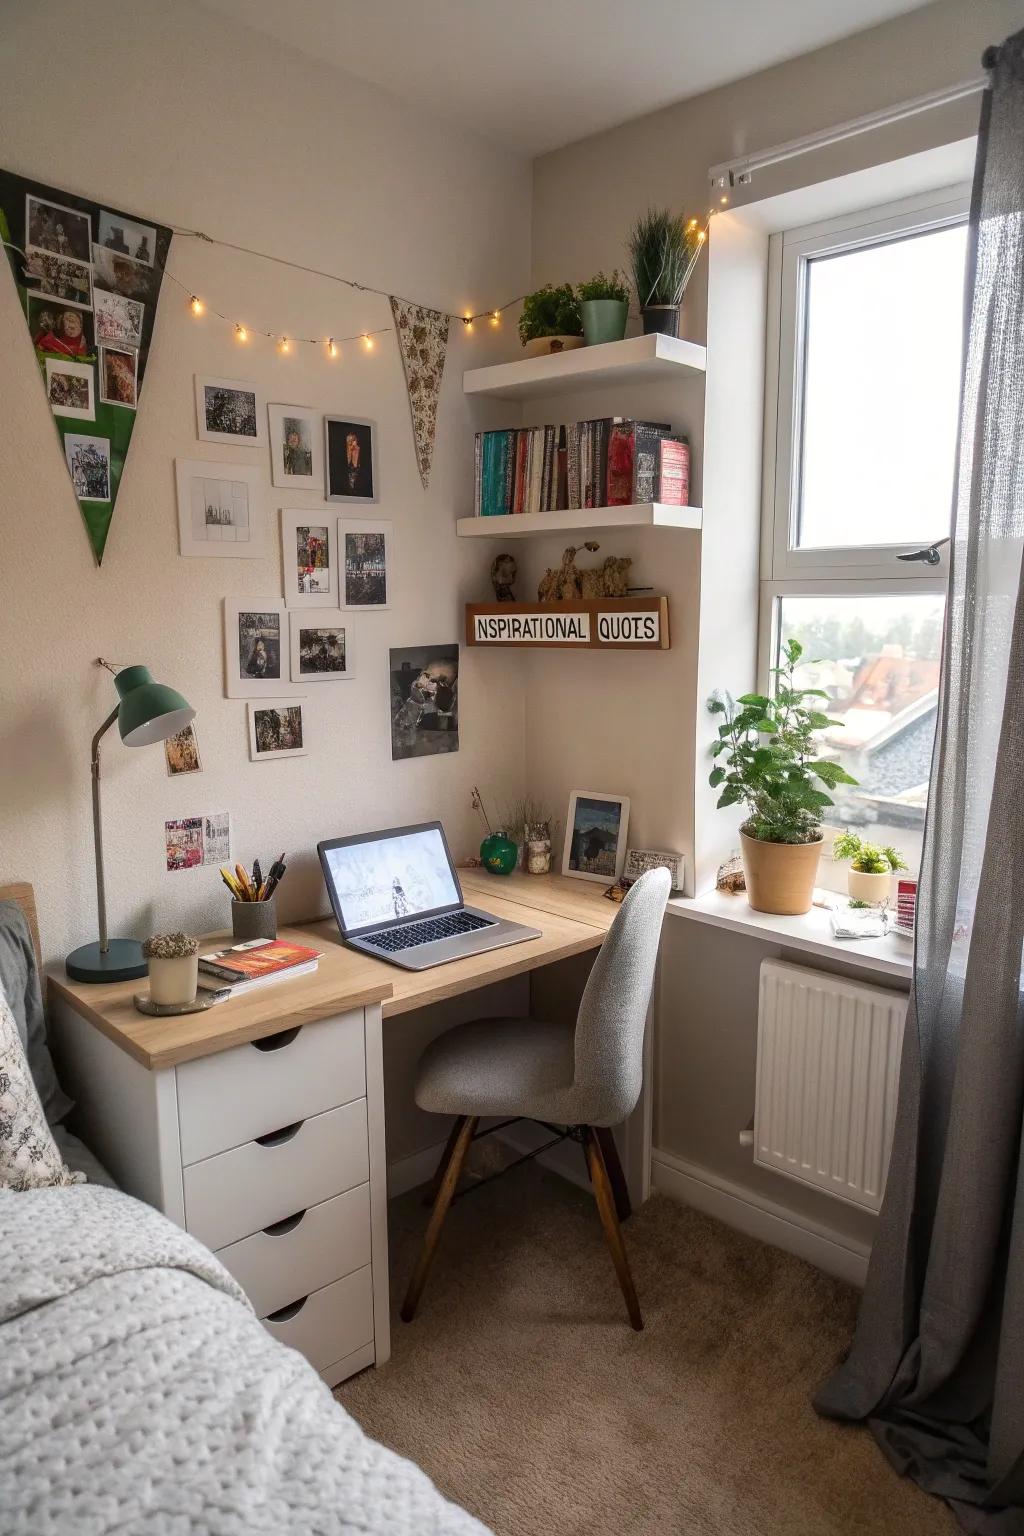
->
[831,831,907,905]
[628,208,704,337]
[707,639,858,915]
[577,270,630,346]
[518,283,584,357]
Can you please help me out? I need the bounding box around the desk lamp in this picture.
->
[65,659,195,984]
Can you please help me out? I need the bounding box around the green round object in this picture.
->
[480,833,518,876]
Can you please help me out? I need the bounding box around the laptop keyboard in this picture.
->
[368,911,493,953]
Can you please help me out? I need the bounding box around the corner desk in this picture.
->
[47,871,634,1388]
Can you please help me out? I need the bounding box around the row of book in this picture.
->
[473,419,690,517]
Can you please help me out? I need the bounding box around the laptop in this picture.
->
[318,822,541,971]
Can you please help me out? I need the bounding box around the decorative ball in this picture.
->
[480,833,518,876]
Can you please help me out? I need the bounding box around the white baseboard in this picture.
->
[387,1140,446,1200]
[651,1147,870,1287]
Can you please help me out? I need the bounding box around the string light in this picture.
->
[189,294,204,317]
[326,337,339,358]
[235,323,248,342]
[361,333,374,351]
[277,335,291,355]
[491,310,500,326]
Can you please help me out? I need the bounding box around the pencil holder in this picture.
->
[231,897,277,943]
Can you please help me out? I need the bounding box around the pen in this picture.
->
[235,863,254,901]
[253,858,262,892]
[219,867,243,899]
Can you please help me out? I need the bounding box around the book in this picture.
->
[605,420,670,505]
[473,432,482,517]
[513,429,529,514]
[196,959,320,999]
[198,938,321,985]
[657,436,690,505]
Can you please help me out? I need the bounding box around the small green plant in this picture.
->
[847,898,871,910]
[628,209,703,308]
[518,283,582,345]
[577,269,630,304]
[707,638,858,845]
[831,831,908,874]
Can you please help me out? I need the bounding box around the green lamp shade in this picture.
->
[114,665,195,746]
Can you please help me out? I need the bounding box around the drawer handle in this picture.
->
[252,1026,302,1052]
[263,1209,307,1237]
[266,1295,307,1323]
[255,1119,305,1148]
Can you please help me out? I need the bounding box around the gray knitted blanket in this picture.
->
[0,1184,489,1535]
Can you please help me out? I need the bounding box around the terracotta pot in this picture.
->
[522,335,585,358]
[739,830,822,916]
[847,868,893,905]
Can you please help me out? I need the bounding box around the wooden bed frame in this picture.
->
[0,882,41,969]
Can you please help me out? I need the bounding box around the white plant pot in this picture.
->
[847,869,893,905]
[147,953,199,1006]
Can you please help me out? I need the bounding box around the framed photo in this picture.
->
[325,415,377,504]
[175,458,266,558]
[280,510,337,607]
[94,288,144,348]
[562,791,630,884]
[97,209,157,266]
[622,848,683,890]
[64,433,110,502]
[25,194,91,263]
[268,403,323,490]
[248,701,307,761]
[92,244,154,301]
[28,296,91,359]
[389,644,459,760]
[339,518,391,611]
[23,248,92,309]
[223,598,294,698]
[99,345,138,408]
[289,611,353,682]
[195,375,265,447]
[44,358,94,421]
[164,722,202,775]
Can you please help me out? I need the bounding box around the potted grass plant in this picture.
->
[831,831,907,904]
[518,283,584,357]
[628,208,704,336]
[708,639,858,915]
[577,270,630,345]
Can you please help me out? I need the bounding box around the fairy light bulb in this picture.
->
[719,195,729,206]
[462,312,474,332]
[189,295,204,317]
[235,323,248,343]
[326,337,338,358]
[362,333,374,352]
[277,335,291,355]
[491,310,500,326]
[697,229,706,243]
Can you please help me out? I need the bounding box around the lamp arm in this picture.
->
[91,707,120,955]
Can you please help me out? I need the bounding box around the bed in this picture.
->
[0,884,488,1536]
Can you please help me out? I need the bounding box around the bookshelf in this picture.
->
[463,332,706,401]
[456,503,701,539]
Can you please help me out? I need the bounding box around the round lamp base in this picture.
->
[66,938,147,984]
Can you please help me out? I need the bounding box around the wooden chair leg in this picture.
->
[401,1114,478,1323]
[423,1116,465,1206]
[584,1126,643,1331]
[594,1126,632,1222]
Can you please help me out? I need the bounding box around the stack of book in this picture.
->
[473,418,689,516]
[196,939,321,1000]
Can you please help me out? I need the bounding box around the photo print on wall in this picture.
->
[164,722,202,775]
[223,598,295,698]
[281,510,337,607]
[325,415,377,503]
[248,702,307,761]
[175,459,265,558]
[44,358,94,421]
[289,611,352,682]
[195,375,266,446]
[268,403,323,490]
[339,519,391,610]
[390,644,459,760]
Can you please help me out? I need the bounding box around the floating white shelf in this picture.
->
[463,333,707,401]
[456,503,702,539]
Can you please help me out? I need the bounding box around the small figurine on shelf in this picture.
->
[537,542,633,602]
[471,786,517,876]
[490,552,517,602]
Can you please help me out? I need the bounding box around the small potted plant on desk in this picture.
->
[707,639,858,915]
[518,283,584,357]
[577,270,630,345]
[628,208,704,337]
[831,831,907,904]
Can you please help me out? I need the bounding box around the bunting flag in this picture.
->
[389,296,450,488]
[0,168,171,564]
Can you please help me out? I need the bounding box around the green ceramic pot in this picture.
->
[480,833,518,876]
[581,298,629,346]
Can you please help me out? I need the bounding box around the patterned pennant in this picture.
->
[389,296,450,489]
[0,167,171,564]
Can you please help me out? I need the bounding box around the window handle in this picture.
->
[897,537,949,567]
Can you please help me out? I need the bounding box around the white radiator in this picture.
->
[754,960,908,1212]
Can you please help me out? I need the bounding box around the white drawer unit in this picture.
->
[47,991,391,1388]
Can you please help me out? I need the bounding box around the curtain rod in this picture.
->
[708,76,987,189]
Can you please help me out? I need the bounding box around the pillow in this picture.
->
[0,984,83,1191]
[0,900,71,1123]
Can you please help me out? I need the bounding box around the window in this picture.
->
[761,188,969,872]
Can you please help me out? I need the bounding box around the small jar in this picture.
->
[527,838,551,875]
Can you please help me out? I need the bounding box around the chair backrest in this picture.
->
[572,867,671,1126]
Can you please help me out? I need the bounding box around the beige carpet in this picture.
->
[338,1162,951,1536]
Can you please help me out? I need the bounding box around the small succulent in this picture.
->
[143,932,199,960]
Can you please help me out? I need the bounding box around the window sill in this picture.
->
[666,888,913,980]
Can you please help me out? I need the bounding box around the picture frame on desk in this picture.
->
[562,791,630,884]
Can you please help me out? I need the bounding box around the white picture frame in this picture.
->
[562,791,631,884]
[223,597,295,698]
[280,509,338,607]
[247,701,307,761]
[268,402,323,490]
[289,610,354,683]
[195,374,266,447]
[175,458,266,558]
[324,414,378,504]
[338,517,392,611]
[622,847,683,890]
[44,357,94,421]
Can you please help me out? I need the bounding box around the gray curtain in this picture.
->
[815,31,1024,1536]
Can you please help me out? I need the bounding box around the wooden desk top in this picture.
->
[47,873,615,1072]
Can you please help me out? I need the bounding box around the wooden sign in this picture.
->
[465,597,669,650]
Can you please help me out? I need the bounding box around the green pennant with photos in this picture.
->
[0,168,172,564]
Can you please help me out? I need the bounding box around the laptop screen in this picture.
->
[321,825,461,934]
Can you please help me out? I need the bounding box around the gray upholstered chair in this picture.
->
[401,868,671,1331]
